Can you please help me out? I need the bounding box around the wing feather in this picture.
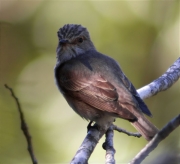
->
[120,73,152,116]
[59,74,136,121]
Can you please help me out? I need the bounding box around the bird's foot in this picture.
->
[87,121,99,133]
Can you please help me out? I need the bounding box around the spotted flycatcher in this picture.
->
[54,24,158,141]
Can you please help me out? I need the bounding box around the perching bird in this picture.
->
[54,24,158,141]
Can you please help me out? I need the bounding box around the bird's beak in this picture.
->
[59,39,69,45]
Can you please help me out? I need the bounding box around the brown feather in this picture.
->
[58,71,137,121]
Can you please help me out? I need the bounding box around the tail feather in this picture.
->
[131,114,158,141]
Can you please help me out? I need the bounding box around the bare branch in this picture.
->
[4,84,38,164]
[103,125,116,164]
[137,57,180,99]
[112,125,142,138]
[102,124,141,164]
[129,114,180,164]
[70,125,106,164]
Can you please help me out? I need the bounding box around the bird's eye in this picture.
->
[77,37,83,43]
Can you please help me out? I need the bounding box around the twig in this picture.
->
[102,124,141,164]
[112,125,142,138]
[103,125,116,164]
[129,114,180,164]
[4,84,38,164]
[137,57,180,99]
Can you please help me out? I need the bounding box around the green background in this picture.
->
[0,0,179,163]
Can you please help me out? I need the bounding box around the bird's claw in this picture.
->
[87,121,99,133]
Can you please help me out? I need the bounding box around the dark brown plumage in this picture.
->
[55,24,158,141]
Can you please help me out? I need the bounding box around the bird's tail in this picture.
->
[131,114,158,141]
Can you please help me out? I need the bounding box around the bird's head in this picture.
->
[56,24,95,63]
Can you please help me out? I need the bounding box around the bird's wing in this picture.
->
[59,72,136,121]
[119,72,152,117]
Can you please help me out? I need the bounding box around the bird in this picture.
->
[54,24,158,141]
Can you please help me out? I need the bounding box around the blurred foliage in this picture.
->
[0,0,179,163]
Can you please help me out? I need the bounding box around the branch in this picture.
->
[137,57,180,99]
[129,114,180,164]
[70,125,106,164]
[112,125,141,138]
[4,84,38,164]
[102,125,142,164]
[103,125,116,164]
